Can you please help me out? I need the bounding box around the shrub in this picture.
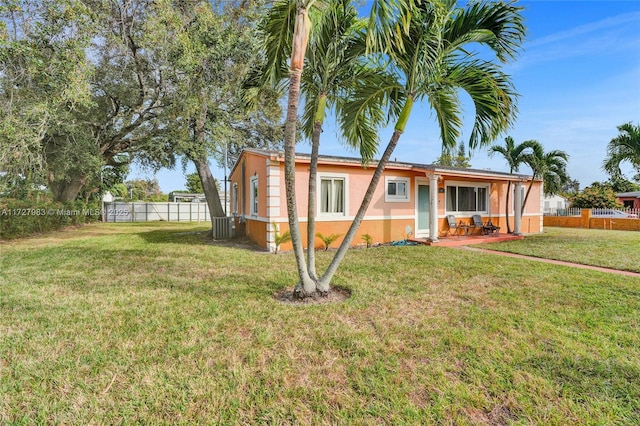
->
[0,199,101,239]
[272,223,291,254]
[315,232,343,251]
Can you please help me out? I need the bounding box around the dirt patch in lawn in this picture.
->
[275,286,351,305]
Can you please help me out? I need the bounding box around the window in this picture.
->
[385,177,409,202]
[232,183,238,214]
[320,177,345,215]
[446,184,488,213]
[250,176,258,216]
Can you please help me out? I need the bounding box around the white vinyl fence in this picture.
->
[544,207,639,218]
[103,202,210,222]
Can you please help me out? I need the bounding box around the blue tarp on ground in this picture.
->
[391,239,419,246]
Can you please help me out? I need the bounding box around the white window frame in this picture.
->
[317,173,348,217]
[385,177,410,202]
[250,176,258,216]
[445,181,489,214]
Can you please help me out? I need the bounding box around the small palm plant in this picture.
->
[272,223,291,254]
[361,233,373,248]
[316,232,343,251]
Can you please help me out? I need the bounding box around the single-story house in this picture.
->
[616,191,640,209]
[229,148,543,252]
[543,194,569,213]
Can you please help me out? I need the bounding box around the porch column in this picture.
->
[514,180,523,235]
[429,174,440,242]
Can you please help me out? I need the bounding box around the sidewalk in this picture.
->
[460,246,640,278]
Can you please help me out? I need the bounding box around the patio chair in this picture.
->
[471,214,484,235]
[445,215,459,237]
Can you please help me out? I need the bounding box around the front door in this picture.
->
[416,183,430,237]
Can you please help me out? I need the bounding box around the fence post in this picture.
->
[581,208,591,229]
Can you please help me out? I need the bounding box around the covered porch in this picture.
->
[420,172,529,243]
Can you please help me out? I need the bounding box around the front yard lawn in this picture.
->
[1,222,639,424]
[481,226,640,273]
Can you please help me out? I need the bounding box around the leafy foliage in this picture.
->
[570,183,623,209]
[522,142,569,197]
[361,233,373,248]
[603,122,640,179]
[124,179,166,202]
[185,172,205,194]
[315,232,343,251]
[0,198,100,239]
[434,141,472,168]
[272,222,291,254]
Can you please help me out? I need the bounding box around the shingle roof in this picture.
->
[616,191,640,198]
[233,148,536,181]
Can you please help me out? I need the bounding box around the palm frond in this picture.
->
[603,122,640,176]
[338,70,403,162]
[444,0,525,62]
[426,85,462,151]
[438,59,518,149]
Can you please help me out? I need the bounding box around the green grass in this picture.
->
[1,222,640,424]
[481,227,640,273]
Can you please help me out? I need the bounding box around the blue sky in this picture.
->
[140,0,640,193]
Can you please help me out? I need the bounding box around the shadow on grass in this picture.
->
[135,228,265,252]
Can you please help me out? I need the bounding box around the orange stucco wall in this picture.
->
[229,154,269,217]
[274,217,417,251]
[230,151,544,250]
[244,218,268,248]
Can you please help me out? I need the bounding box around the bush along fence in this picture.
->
[0,199,101,239]
[544,208,640,231]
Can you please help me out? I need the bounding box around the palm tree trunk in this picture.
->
[521,178,535,216]
[318,129,403,290]
[317,97,414,291]
[306,120,323,281]
[306,94,327,282]
[286,5,315,297]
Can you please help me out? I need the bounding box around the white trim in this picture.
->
[259,214,417,223]
[384,176,410,202]
[250,176,258,216]
[317,172,349,217]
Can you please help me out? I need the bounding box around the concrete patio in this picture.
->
[410,233,524,247]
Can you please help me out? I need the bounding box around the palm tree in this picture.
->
[603,122,640,179]
[300,1,384,286]
[319,0,525,285]
[252,0,390,297]
[258,0,525,296]
[521,142,569,214]
[488,137,537,233]
[255,0,321,295]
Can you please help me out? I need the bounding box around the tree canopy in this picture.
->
[1,0,283,206]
